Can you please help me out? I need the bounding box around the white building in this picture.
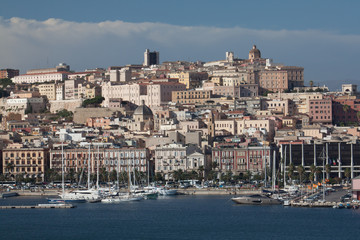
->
[12,72,68,84]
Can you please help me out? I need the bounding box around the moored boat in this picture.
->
[231,194,282,205]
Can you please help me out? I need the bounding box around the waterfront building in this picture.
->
[50,146,151,174]
[280,140,360,179]
[212,143,274,175]
[154,143,202,180]
[2,143,49,181]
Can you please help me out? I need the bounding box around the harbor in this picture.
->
[1,194,360,240]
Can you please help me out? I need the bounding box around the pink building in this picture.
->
[308,98,332,124]
[212,144,273,174]
[86,117,111,128]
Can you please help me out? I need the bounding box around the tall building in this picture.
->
[0,69,19,79]
[143,49,159,66]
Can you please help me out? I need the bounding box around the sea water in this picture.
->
[0,195,359,240]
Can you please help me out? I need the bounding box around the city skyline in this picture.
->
[1,0,360,90]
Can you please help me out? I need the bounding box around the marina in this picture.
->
[1,195,360,240]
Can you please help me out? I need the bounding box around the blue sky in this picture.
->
[1,0,360,90]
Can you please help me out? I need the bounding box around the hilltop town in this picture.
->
[0,45,358,186]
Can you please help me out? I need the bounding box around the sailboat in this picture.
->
[118,158,143,201]
[102,154,143,203]
[48,142,86,203]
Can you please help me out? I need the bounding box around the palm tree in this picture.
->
[315,167,322,183]
[309,164,316,183]
[344,168,351,185]
[287,163,295,183]
[5,162,15,180]
[173,169,184,181]
[343,104,350,124]
[309,80,314,88]
[198,166,205,181]
[296,165,305,184]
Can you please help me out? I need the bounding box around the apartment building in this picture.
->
[2,143,49,180]
[50,147,150,174]
[172,90,212,104]
[154,143,202,180]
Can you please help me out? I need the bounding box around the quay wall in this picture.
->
[178,189,262,195]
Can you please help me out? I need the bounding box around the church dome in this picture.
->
[249,45,261,60]
[133,100,153,116]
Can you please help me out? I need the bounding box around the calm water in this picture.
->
[0,195,360,240]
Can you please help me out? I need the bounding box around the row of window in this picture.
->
[5,152,43,158]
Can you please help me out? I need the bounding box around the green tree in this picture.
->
[154,172,164,182]
[173,169,184,181]
[309,164,316,183]
[82,96,105,108]
[198,166,205,181]
[99,167,108,182]
[109,169,117,182]
[0,78,14,88]
[296,165,305,184]
[66,168,76,183]
[287,163,295,183]
[243,170,251,183]
[221,171,233,183]
[309,80,314,87]
[5,162,15,180]
[343,104,350,124]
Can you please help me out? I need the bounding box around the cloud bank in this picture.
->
[0,17,360,89]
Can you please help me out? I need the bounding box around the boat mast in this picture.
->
[61,141,65,198]
[272,149,276,192]
[96,144,99,190]
[319,146,326,202]
[263,144,267,188]
[117,153,120,191]
[88,143,91,190]
[147,157,150,186]
[127,158,131,194]
[283,145,287,188]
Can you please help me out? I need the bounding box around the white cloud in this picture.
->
[0,17,359,89]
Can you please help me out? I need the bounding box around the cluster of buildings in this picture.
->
[1,46,360,185]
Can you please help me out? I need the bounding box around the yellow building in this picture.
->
[169,72,208,89]
[36,83,56,100]
[172,90,212,104]
[2,143,49,181]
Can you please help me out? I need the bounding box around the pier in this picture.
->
[0,204,76,209]
[289,201,359,208]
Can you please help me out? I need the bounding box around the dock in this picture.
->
[0,204,76,209]
[289,201,359,208]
